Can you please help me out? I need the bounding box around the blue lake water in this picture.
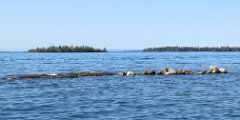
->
[1,52,240,119]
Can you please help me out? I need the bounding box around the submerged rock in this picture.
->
[176,70,193,75]
[58,73,79,78]
[197,70,208,75]
[142,69,156,75]
[4,74,56,80]
[3,72,116,80]
[77,72,115,76]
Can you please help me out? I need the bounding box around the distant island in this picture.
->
[29,45,107,52]
[143,46,240,52]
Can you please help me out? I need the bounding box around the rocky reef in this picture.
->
[3,72,115,80]
[158,68,193,75]
[2,66,228,80]
[197,65,227,75]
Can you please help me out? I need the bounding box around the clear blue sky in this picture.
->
[0,0,240,50]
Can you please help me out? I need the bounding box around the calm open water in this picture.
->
[1,52,240,120]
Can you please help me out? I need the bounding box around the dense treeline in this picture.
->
[143,46,240,52]
[29,45,107,52]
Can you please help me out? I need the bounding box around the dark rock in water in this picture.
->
[158,68,169,75]
[59,72,116,77]
[142,69,156,75]
[158,68,192,75]
[4,74,57,80]
[3,72,116,80]
[176,70,193,75]
[76,72,115,76]
[58,73,79,78]
[165,69,177,75]
[118,72,127,76]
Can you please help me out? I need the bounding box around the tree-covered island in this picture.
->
[29,45,107,52]
[143,46,240,52]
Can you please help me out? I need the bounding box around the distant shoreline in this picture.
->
[1,51,240,53]
[2,46,240,52]
[143,46,240,52]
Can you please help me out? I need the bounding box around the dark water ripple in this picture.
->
[1,52,240,119]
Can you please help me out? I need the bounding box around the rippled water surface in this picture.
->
[1,52,240,120]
